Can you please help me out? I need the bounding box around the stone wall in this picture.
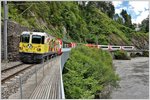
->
[1,21,31,61]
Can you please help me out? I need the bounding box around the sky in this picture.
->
[112,0,149,24]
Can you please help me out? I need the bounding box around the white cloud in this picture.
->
[112,1,124,14]
[113,1,149,24]
[115,9,122,14]
[132,10,149,24]
[129,1,149,12]
[122,7,127,10]
[112,1,122,7]
[129,1,149,24]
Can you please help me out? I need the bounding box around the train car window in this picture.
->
[21,34,30,43]
[101,46,108,48]
[112,47,120,48]
[41,36,45,44]
[32,35,42,44]
[124,47,132,48]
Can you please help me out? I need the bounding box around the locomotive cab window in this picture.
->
[41,36,45,44]
[32,35,45,44]
[21,34,30,43]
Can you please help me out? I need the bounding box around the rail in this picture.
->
[1,64,35,84]
[1,63,24,73]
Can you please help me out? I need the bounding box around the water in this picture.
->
[110,57,149,99]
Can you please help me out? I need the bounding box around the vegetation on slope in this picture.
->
[63,46,119,99]
[1,1,148,47]
[142,51,149,57]
[114,50,131,60]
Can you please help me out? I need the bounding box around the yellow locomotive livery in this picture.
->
[19,31,62,63]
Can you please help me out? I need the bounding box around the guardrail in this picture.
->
[60,48,71,99]
[6,58,56,99]
[61,48,71,70]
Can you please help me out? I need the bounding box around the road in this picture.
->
[110,57,149,99]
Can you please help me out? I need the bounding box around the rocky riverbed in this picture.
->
[110,57,149,99]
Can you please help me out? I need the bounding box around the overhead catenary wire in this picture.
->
[5,2,61,37]
[7,2,46,31]
[18,4,33,17]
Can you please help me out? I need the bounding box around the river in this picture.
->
[110,57,149,99]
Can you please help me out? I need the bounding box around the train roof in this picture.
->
[21,31,48,36]
[98,45,109,46]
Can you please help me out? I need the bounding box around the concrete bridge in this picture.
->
[110,49,149,58]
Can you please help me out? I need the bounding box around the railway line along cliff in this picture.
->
[1,1,149,61]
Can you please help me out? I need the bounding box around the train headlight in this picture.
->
[28,44,32,48]
[37,48,41,51]
[19,47,23,50]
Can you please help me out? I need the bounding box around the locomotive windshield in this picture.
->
[21,34,30,43]
[32,35,45,44]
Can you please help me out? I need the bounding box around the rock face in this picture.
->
[1,21,30,61]
[1,21,149,61]
[131,35,149,49]
[108,33,149,49]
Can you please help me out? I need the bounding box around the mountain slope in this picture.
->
[2,1,148,48]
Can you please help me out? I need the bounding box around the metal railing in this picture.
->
[6,58,56,99]
[60,48,71,99]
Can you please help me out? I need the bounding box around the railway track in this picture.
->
[1,64,36,84]
[1,58,57,99]
[2,63,24,73]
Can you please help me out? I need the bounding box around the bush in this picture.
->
[114,50,131,60]
[130,53,136,58]
[143,51,149,57]
[63,46,119,99]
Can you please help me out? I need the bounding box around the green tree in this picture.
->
[63,46,119,99]
[114,14,123,24]
[120,9,133,28]
[87,1,115,18]
[139,16,149,33]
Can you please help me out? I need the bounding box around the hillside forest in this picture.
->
[1,1,149,48]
